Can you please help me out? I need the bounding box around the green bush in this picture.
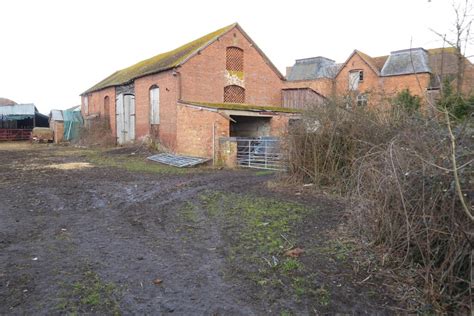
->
[392,88,421,114]
[438,78,474,120]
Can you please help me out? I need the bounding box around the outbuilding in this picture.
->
[81,23,299,159]
[0,103,49,141]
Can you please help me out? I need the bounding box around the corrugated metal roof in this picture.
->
[50,110,64,121]
[381,48,431,76]
[0,103,36,116]
[287,57,338,81]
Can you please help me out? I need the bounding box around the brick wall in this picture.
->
[134,71,178,149]
[335,53,431,109]
[270,114,291,137]
[52,121,64,144]
[82,25,288,153]
[334,53,383,97]
[179,27,283,106]
[283,78,333,98]
[175,104,229,158]
[380,73,431,98]
[81,87,116,135]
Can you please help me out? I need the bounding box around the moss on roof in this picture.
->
[427,47,458,55]
[185,101,301,113]
[84,23,236,94]
[355,50,381,74]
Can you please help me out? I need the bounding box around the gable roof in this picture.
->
[335,50,382,78]
[83,24,235,94]
[83,23,283,95]
[381,48,431,76]
[372,55,389,71]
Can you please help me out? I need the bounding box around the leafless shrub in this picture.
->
[286,101,473,312]
[77,117,116,148]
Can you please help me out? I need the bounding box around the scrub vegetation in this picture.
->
[286,85,473,313]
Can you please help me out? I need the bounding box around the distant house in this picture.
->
[284,47,474,109]
[0,102,49,140]
[81,23,298,158]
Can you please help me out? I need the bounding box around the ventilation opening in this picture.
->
[224,85,245,103]
[226,47,243,71]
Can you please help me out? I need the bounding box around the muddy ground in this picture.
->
[0,142,396,315]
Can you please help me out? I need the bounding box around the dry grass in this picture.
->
[286,103,473,313]
[47,162,93,170]
[76,118,116,148]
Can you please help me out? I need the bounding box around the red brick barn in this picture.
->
[81,23,298,158]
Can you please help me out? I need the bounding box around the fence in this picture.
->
[235,137,285,170]
[0,129,31,141]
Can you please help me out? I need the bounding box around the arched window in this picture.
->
[224,85,245,103]
[149,85,160,124]
[83,95,89,115]
[226,47,243,72]
[103,96,110,118]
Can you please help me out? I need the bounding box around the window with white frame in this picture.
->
[349,70,363,90]
[149,85,160,124]
[84,95,89,114]
[357,93,368,106]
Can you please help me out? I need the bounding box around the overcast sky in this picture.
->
[0,0,470,114]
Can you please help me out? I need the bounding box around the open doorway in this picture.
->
[230,115,271,138]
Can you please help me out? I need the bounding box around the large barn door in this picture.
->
[116,94,135,144]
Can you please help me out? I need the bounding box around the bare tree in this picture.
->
[431,0,473,93]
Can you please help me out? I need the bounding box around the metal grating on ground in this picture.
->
[147,153,210,168]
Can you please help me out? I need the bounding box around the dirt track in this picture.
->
[0,143,394,315]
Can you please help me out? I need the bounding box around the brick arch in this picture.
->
[224,85,245,103]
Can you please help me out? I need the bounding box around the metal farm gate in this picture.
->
[236,137,285,170]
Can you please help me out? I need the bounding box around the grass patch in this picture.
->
[280,258,302,274]
[199,191,305,256]
[56,270,120,315]
[179,201,199,223]
[85,150,191,174]
[319,239,356,262]
[198,191,331,308]
[315,286,331,306]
